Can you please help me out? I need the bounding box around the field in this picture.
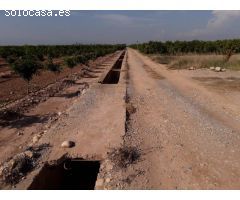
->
[150,54,240,70]
[0,44,125,107]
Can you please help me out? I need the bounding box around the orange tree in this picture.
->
[11,55,41,94]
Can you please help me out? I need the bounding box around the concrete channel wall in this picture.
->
[16,50,128,190]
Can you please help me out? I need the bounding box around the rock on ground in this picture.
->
[61,140,75,148]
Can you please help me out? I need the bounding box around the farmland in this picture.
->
[130,39,240,55]
[0,44,125,106]
[150,54,240,70]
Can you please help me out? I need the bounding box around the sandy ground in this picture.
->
[107,49,240,189]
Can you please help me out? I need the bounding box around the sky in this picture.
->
[0,10,240,45]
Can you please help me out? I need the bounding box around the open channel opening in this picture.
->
[101,51,125,84]
[28,159,100,190]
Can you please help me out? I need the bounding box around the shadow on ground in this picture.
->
[0,110,50,129]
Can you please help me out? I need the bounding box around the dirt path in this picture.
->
[113,48,240,189]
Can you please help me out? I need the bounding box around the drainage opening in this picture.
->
[102,51,125,84]
[102,70,121,84]
[28,159,100,190]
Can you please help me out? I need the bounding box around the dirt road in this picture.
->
[114,48,240,189]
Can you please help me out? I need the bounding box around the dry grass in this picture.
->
[150,54,240,70]
[108,146,141,169]
[0,144,50,186]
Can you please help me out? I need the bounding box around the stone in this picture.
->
[105,178,111,183]
[0,166,4,177]
[17,131,24,136]
[81,89,86,95]
[199,162,207,167]
[215,67,221,72]
[106,163,113,171]
[45,124,50,129]
[32,135,41,143]
[189,66,194,70]
[58,112,62,116]
[210,67,215,70]
[221,68,226,72]
[39,130,47,135]
[24,150,34,158]
[95,178,104,187]
[61,140,75,148]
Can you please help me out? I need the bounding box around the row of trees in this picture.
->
[0,44,125,62]
[1,44,125,93]
[130,39,240,55]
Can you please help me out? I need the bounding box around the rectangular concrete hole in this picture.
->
[102,52,125,84]
[28,159,100,190]
[102,70,121,84]
[113,60,123,70]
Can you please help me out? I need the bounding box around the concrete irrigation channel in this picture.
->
[11,50,128,190]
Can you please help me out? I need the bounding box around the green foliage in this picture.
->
[75,55,88,64]
[6,56,17,64]
[11,55,40,82]
[46,58,61,74]
[1,44,126,84]
[0,44,126,61]
[130,39,240,55]
[64,57,76,69]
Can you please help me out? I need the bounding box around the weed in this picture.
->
[0,144,50,185]
[108,146,141,169]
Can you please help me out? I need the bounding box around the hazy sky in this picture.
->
[0,10,240,45]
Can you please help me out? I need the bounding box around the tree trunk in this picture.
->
[225,49,234,62]
[27,80,30,94]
